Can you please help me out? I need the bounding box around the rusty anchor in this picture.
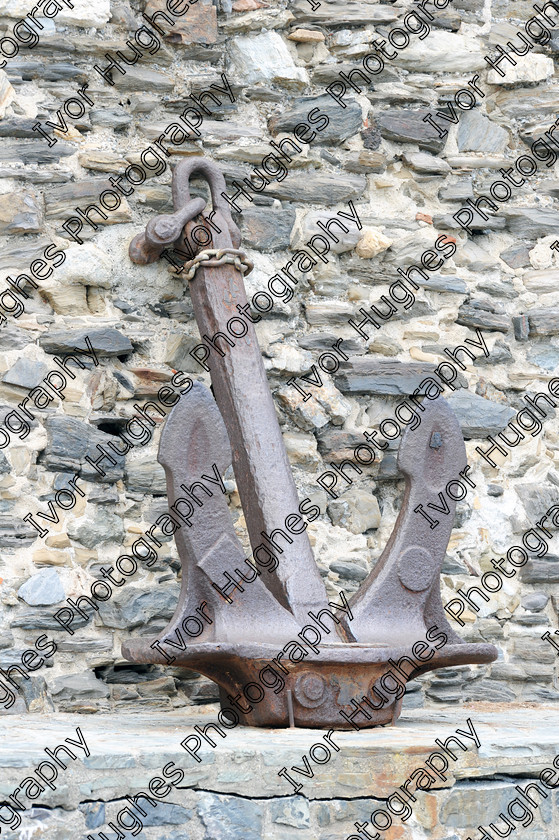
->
[123,157,497,728]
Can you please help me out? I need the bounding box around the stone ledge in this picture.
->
[1,703,558,839]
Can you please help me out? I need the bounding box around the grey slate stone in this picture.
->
[79,802,105,829]
[86,484,120,505]
[42,416,126,483]
[316,427,373,456]
[239,207,296,251]
[43,63,88,82]
[266,172,366,204]
[478,278,517,300]
[89,109,132,131]
[197,792,264,840]
[67,508,125,550]
[419,275,468,294]
[456,109,509,154]
[499,243,530,269]
[329,561,368,581]
[0,325,34,350]
[39,328,133,358]
[0,516,39,549]
[433,212,505,232]
[442,781,516,826]
[0,647,54,668]
[10,609,89,631]
[527,309,559,337]
[439,180,475,202]
[268,95,362,144]
[0,119,41,138]
[45,180,131,221]
[502,207,559,238]
[2,358,49,389]
[474,340,513,366]
[487,484,504,496]
[403,152,451,174]
[456,302,510,332]
[521,592,549,612]
[291,0,398,24]
[18,568,65,606]
[442,555,469,574]
[335,359,467,395]
[513,314,530,342]
[0,141,75,164]
[527,345,559,371]
[270,797,310,828]
[378,109,446,153]
[446,390,516,438]
[521,556,559,583]
[142,803,193,826]
[113,66,175,92]
[0,194,43,235]
[515,484,559,522]
[298,333,362,354]
[49,672,110,701]
[463,680,516,703]
[125,457,167,495]
[97,585,179,629]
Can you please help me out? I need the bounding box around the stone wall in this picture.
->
[0,0,558,716]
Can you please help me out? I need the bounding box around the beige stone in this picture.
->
[288,28,325,42]
[524,267,559,293]
[277,385,330,429]
[355,227,393,258]
[33,549,69,567]
[42,285,88,316]
[328,489,381,534]
[74,548,98,565]
[55,126,84,142]
[78,151,129,173]
[0,71,14,118]
[46,534,71,548]
[283,431,321,467]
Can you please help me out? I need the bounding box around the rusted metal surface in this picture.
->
[123,157,498,729]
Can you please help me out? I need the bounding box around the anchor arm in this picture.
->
[345,397,469,647]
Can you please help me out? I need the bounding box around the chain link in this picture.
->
[180,248,254,281]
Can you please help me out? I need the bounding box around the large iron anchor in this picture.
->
[123,157,497,728]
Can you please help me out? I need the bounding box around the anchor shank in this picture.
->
[185,214,328,624]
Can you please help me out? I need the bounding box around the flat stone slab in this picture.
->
[0,704,557,797]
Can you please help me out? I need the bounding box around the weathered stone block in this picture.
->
[446,390,515,438]
[527,309,559,336]
[146,0,218,45]
[0,192,42,235]
[239,207,295,251]
[39,328,133,358]
[378,109,445,153]
[43,417,126,483]
[335,359,466,395]
[268,94,362,144]
[228,32,309,88]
